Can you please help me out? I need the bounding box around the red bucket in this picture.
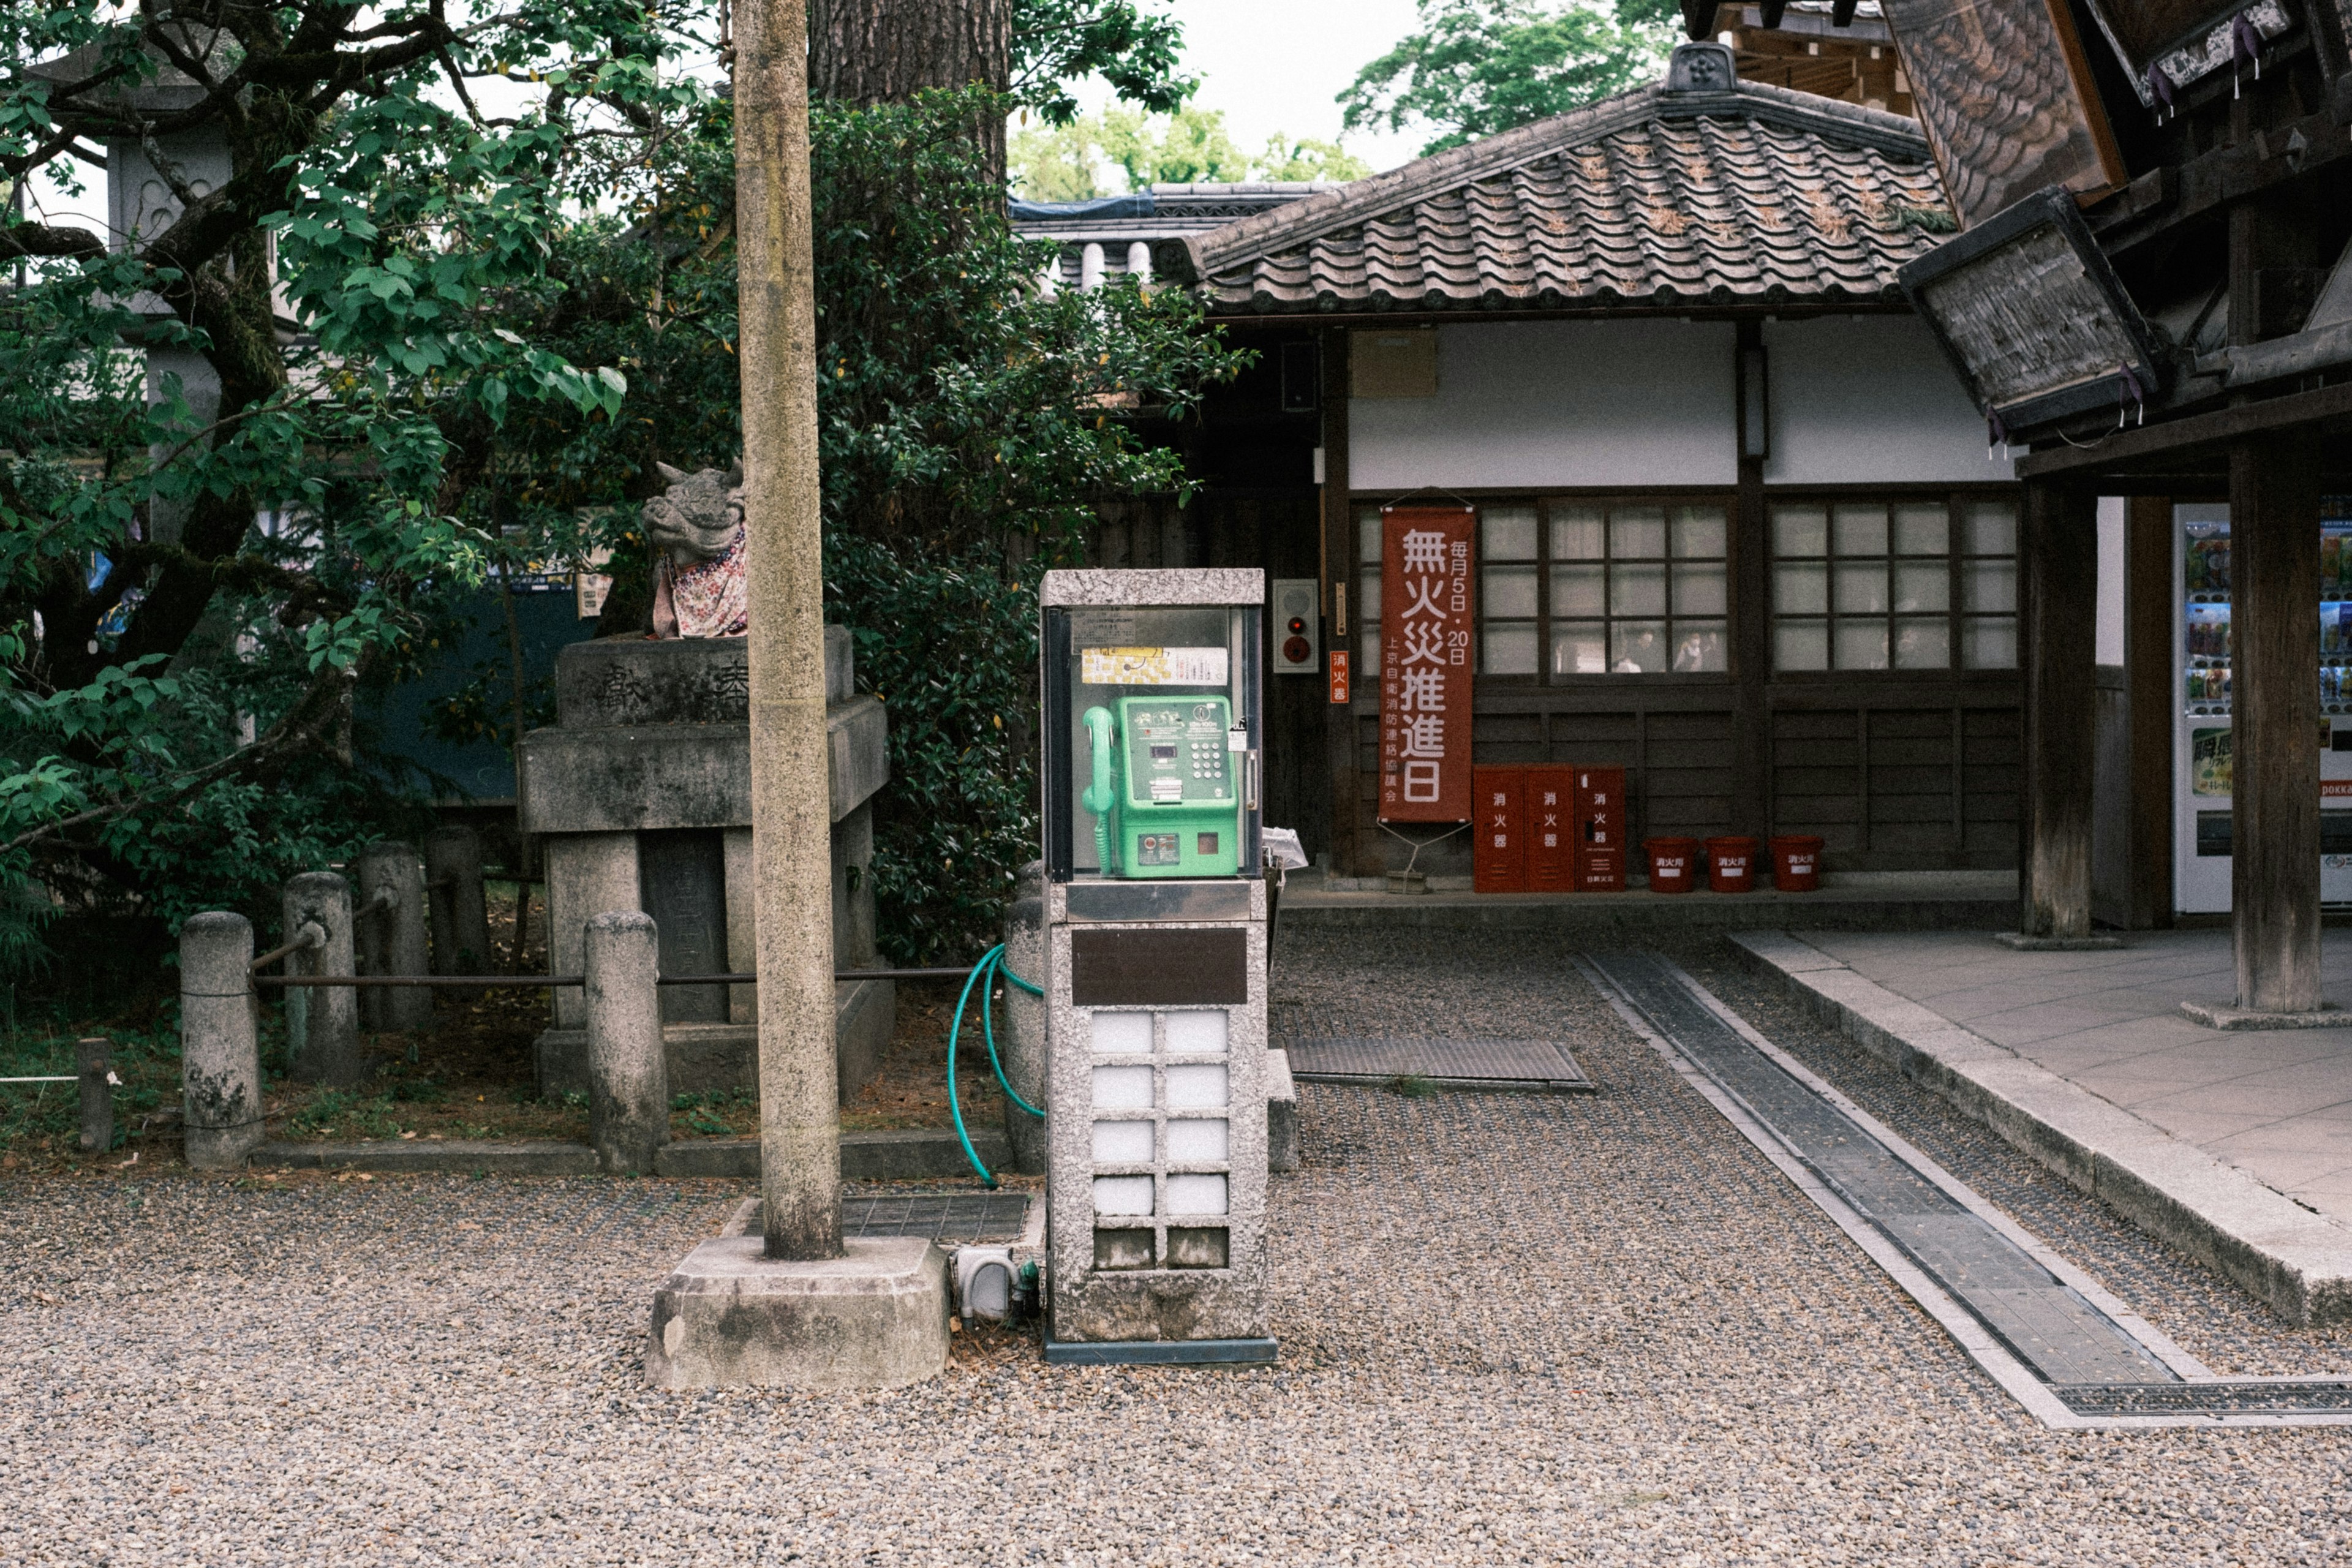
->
[1643,837,1700,894]
[1770,834,1825,892]
[1705,835,1760,893]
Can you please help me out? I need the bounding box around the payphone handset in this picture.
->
[1079,694,1241,878]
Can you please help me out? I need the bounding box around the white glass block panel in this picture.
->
[1359,568,1381,623]
[1551,563,1606,616]
[1671,506,1727,559]
[1165,1063,1229,1109]
[1361,627,1380,672]
[1834,562,1888,614]
[1166,1118,1229,1163]
[1551,622,1607,676]
[1891,502,1950,556]
[1550,506,1605,560]
[1483,624,1539,674]
[1358,509,1383,562]
[1672,562,1727,616]
[1958,498,2018,556]
[1775,562,1827,615]
[1483,506,1539,560]
[1963,616,2018,669]
[1484,563,1538,617]
[1612,562,1665,616]
[1093,1120,1155,1164]
[1832,502,1888,557]
[1611,506,1667,559]
[1610,620,1668,672]
[1891,562,1948,612]
[1772,503,1828,558]
[1091,1011,1152,1055]
[1892,616,1951,669]
[1091,1065,1155,1109]
[1093,1175,1155,1216]
[1164,1173,1229,1216]
[1774,619,1829,671]
[1163,1011,1228,1054]
[1963,559,2016,612]
[1670,622,1727,672]
[1834,619,1890,669]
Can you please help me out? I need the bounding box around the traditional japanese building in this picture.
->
[1028,45,2029,884]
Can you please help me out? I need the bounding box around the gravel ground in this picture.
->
[6,924,2352,1566]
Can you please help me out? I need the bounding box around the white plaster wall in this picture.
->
[1762,315,2016,484]
[1348,320,1736,491]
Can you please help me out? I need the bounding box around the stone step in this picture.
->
[251,1126,1009,1180]
[254,1139,597,1176]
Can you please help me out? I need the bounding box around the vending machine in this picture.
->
[2173,502,2352,913]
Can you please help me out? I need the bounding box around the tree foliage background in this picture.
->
[1341,0,1683,154]
[1,1,1244,970]
[1011,104,1369,200]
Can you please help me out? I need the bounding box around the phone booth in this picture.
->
[1038,568,1273,1363]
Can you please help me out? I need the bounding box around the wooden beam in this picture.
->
[2231,435,2324,1011]
[2125,496,2176,929]
[1732,320,1770,839]
[2015,381,2352,481]
[1319,326,1360,878]
[2019,481,2098,937]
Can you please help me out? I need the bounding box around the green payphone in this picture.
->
[1080,695,1240,878]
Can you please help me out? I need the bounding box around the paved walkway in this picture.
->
[1804,928,2352,1226]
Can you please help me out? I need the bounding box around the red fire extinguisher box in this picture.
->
[1523,768,1574,890]
[1574,766,1627,892]
[1471,766,1526,892]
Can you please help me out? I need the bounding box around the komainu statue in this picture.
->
[645,460,747,639]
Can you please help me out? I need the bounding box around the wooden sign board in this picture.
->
[1378,507,1475,823]
[1879,0,2128,227]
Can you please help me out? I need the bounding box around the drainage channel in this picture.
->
[1583,949,2352,1430]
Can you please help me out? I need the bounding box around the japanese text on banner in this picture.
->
[1378,507,1476,821]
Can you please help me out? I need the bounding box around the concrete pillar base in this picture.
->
[2179,999,2344,1031]
[1992,932,2125,952]
[645,1235,949,1390]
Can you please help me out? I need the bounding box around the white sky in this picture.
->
[1125,0,1432,174]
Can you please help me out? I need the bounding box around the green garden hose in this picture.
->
[947,943,1045,1188]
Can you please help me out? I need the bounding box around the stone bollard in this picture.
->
[180,913,265,1169]
[1000,860,1048,1175]
[282,872,362,1086]
[77,1037,113,1154]
[424,826,490,998]
[354,840,431,1033]
[584,911,668,1175]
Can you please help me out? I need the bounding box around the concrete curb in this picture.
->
[1727,929,2352,1326]
[1286,895,2014,933]
[254,1127,1009,1181]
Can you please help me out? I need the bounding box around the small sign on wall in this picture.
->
[1328,650,1349,704]
[1378,505,1476,822]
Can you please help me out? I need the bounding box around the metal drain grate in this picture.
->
[843,1193,1031,1242]
[1276,1036,1592,1092]
[2056,1381,2352,1417]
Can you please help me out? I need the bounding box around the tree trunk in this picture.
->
[807,0,1011,179]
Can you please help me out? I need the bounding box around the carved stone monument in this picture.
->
[518,627,893,1101]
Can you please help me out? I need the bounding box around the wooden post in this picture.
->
[2019,481,2098,937]
[2231,436,2323,1012]
[1319,326,1360,878]
[737,0,841,1260]
[2125,496,2177,929]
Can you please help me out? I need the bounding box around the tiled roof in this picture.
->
[1161,81,1951,317]
[1012,184,1340,294]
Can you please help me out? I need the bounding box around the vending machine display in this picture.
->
[2173,502,2352,913]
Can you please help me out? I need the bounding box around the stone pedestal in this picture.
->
[645,1235,949,1390]
[519,628,894,1102]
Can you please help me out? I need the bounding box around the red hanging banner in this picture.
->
[1378,505,1476,822]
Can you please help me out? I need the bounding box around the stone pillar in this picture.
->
[77,1037,113,1154]
[180,913,265,1169]
[724,826,758,1023]
[354,840,431,1032]
[424,826,491,993]
[282,872,361,1086]
[1000,862,1048,1174]
[586,911,669,1175]
[2232,436,2324,1012]
[2018,481,2098,940]
[545,832,641,1028]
